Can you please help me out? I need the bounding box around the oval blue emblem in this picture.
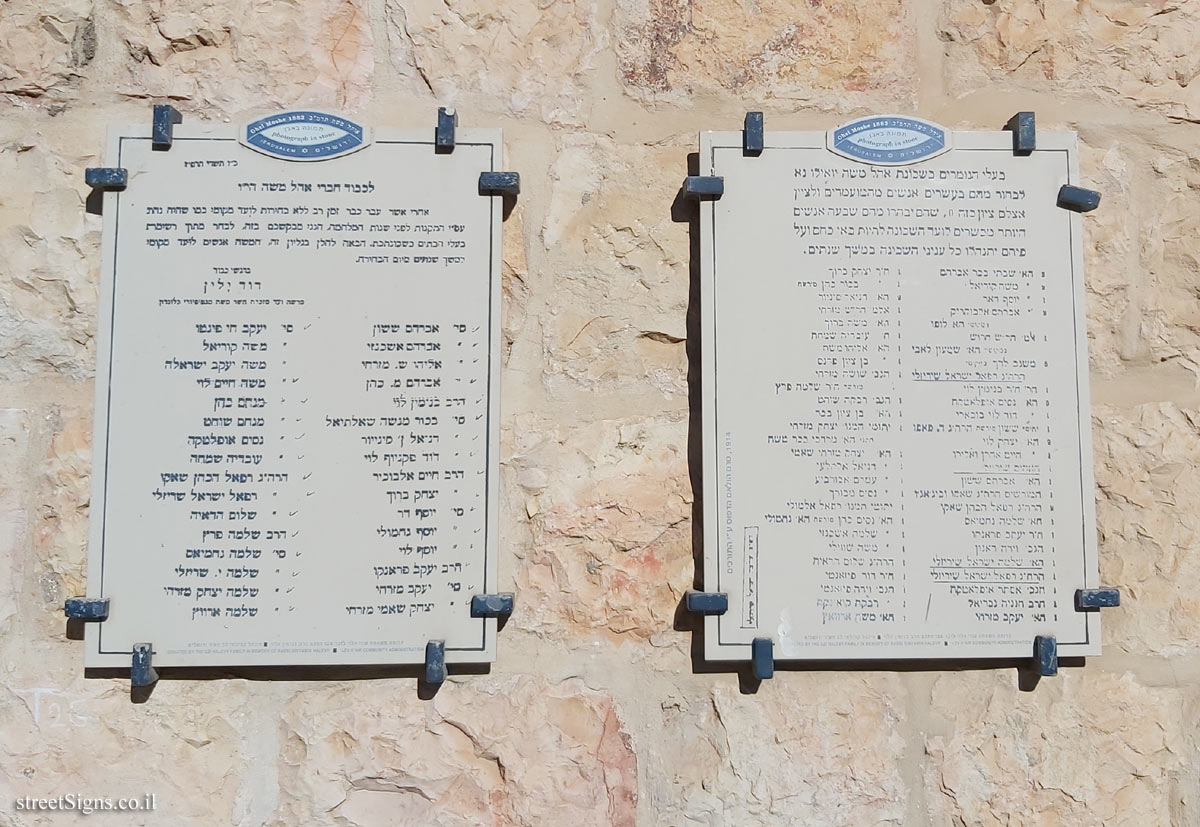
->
[242,111,368,161]
[827,116,950,166]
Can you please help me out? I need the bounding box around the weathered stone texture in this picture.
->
[616,0,918,109]
[110,0,373,115]
[274,677,637,826]
[0,409,32,636]
[386,0,605,125]
[540,136,689,401]
[1139,139,1200,373]
[508,413,692,639]
[926,670,1196,826]
[0,677,249,825]
[0,0,95,106]
[652,678,910,826]
[34,407,92,622]
[0,129,98,381]
[940,0,1200,121]
[1093,403,1200,655]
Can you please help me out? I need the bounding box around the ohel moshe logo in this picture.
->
[827,116,950,166]
[242,111,369,161]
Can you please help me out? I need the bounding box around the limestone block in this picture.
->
[644,678,908,825]
[540,136,689,400]
[0,410,32,637]
[615,0,918,110]
[501,203,530,364]
[926,670,1195,826]
[0,0,94,106]
[1138,138,1200,373]
[508,413,692,639]
[0,677,249,824]
[1093,403,1200,655]
[385,0,606,125]
[0,127,98,381]
[110,0,373,115]
[34,407,92,625]
[940,0,1200,121]
[273,677,637,826]
[1078,137,1139,375]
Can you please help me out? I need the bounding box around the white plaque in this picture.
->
[700,119,1102,662]
[85,114,503,667]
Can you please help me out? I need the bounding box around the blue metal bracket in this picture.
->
[436,106,457,153]
[685,591,728,615]
[751,637,774,680]
[152,104,183,149]
[425,640,446,685]
[64,596,109,621]
[1004,111,1036,155]
[470,593,514,617]
[85,168,127,191]
[1076,587,1120,610]
[743,111,764,156]
[1057,185,1101,213]
[684,176,724,199]
[131,643,158,687]
[1034,635,1058,677]
[479,171,520,196]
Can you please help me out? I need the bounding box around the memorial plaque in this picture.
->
[699,117,1103,662]
[84,112,503,668]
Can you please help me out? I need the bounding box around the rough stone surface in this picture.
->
[1093,403,1200,655]
[509,413,692,639]
[0,0,95,107]
[940,0,1200,121]
[274,677,637,826]
[616,0,919,109]
[386,0,605,125]
[925,670,1197,826]
[0,0,1193,824]
[110,0,374,115]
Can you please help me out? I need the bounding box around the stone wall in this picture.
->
[1,0,1196,824]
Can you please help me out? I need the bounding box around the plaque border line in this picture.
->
[706,141,1092,656]
[95,135,498,660]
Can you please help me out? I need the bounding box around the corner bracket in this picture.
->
[152,104,183,149]
[470,593,514,618]
[131,643,158,687]
[64,597,109,621]
[1004,111,1036,155]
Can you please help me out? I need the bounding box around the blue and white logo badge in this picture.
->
[827,115,950,166]
[241,111,370,161]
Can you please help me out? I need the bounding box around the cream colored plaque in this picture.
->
[700,125,1102,662]
[86,117,502,668]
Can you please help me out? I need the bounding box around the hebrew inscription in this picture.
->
[700,125,1102,662]
[85,119,502,668]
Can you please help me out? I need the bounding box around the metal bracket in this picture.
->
[425,640,446,685]
[751,637,774,680]
[436,107,457,153]
[743,111,764,156]
[1004,111,1036,155]
[64,597,109,621]
[1034,635,1058,677]
[684,591,728,615]
[1076,587,1120,610]
[131,643,158,687]
[1057,185,1101,213]
[479,171,520,196]
[85,168,128,191]
[152,104,183,150]
[470,593,514,617]
[683,176,724,199]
